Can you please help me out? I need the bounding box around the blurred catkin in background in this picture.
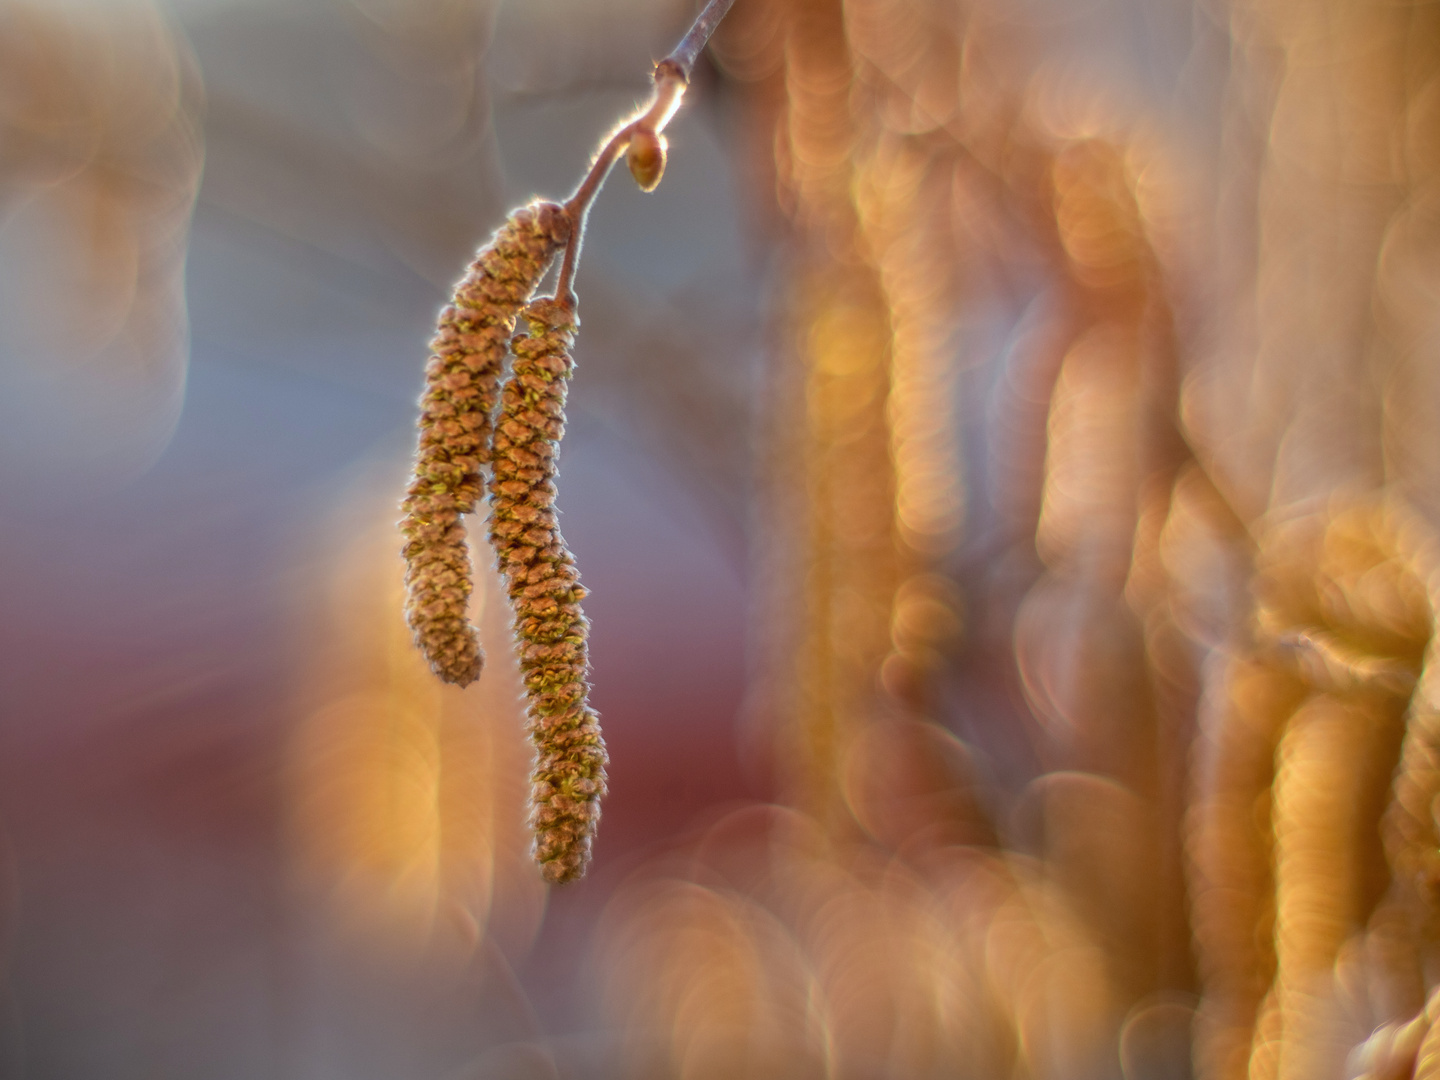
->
[6,0,1440,1077]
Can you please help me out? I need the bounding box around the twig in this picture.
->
[553,0,737,304]
[667,0,737,77]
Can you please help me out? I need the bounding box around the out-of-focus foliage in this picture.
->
[587,0,1440,1077]
[0,0,202,483]
[7,0,1440,1077]
[287,487,547,948]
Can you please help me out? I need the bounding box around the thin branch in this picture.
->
[668,0,738,79]
[553,0,736,304]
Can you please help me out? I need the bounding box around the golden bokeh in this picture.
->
[285,479,546,950]
[14,0,1440,1073]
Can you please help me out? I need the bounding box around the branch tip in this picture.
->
[552,0,734,297]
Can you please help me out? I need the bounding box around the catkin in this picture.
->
[400,201,571,686]
[488,296,607,884]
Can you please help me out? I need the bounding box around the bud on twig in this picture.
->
[626,129,668,191]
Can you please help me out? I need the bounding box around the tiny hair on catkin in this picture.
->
[399,201,571,687]
[488,296,607,884]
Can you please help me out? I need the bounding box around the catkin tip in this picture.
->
[442,640,485,686]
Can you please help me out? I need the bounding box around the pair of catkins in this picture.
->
[392,0,732,887]
[397,201,604,886]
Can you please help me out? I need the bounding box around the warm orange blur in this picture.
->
[286,477,547,950]
[4,0,1440,1076]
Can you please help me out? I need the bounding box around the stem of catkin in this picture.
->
[551,0,735,303]
[489,296,607,884]
[400,201,571,686]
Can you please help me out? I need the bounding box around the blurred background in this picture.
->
[2,0,1440,1077]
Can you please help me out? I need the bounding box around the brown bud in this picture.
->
[626,129,667,192]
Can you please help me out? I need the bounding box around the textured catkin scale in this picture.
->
[399,201,571,687]
[488,296,607,884]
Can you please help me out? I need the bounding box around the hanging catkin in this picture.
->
[488,296,606,884]
[399,201,570,686]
